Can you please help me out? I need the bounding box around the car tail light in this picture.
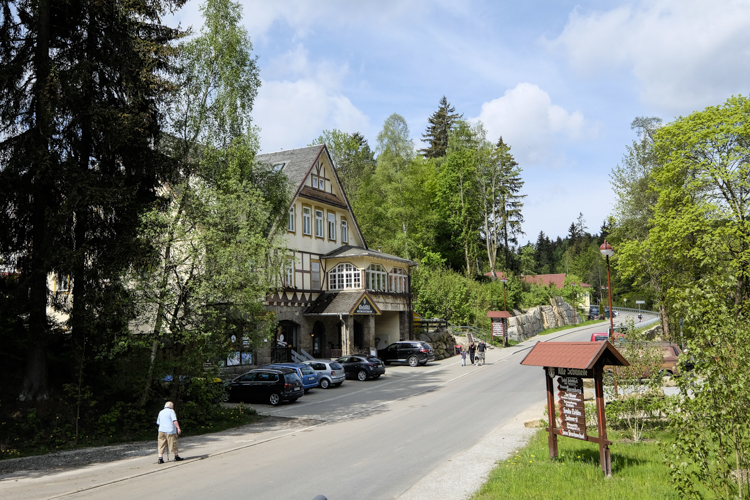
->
[284,383,293,389]
[419,349,428,353]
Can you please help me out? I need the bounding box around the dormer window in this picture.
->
[311,175,325,192]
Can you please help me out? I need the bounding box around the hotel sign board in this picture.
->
[521,342,630,477]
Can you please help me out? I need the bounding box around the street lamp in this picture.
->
[600,240,615,336]
[500,277,509,347]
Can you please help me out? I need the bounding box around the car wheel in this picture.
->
[320,378,330,389]
[220,391,230,403]
[408,355,419,367]
[269,393,281,405]
[357,370,368,381]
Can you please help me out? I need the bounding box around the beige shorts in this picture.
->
[158,432,178,456]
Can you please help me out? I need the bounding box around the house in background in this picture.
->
[234,145,416,368]
[484,272,592,310]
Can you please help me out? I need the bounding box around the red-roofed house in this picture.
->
[484,272,591,308]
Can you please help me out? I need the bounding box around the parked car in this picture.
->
[378,341,435,367]
[264,363,319,393]
[226,368,303,405]
[590,332,625,343]
[588,305,600,320]
[302,359,346,389]
[603,307,619,318]
[336,355,386,381]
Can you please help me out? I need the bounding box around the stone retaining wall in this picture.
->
[507,297,580,341]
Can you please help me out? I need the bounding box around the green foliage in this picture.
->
[419,96,462,159]
[604,319,666,442]
[665,315,750,499]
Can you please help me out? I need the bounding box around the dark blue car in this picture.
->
[264,363,318,393]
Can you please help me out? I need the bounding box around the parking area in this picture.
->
[222,356,462,422]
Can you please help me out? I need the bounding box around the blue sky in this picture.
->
[166,0,750,242]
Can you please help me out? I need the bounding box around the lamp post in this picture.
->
[600,240,615,336]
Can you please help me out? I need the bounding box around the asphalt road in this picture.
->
[1,312,651,500]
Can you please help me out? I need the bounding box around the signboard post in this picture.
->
[486,311,511,347]
[521,342,629,477]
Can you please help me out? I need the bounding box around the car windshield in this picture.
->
[330,362,343,370]
[300,365,314,375]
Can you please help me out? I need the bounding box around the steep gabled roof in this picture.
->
[256,145,325,194]
[256,144,368,249]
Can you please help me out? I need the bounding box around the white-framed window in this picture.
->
[319,177,325,191]
[315,210,324,238]
[341,220,348,243]
[284,259,294,287]
[329,263,361,290]
[312,262,320,290]
[328,213,336,241]
[57,273,70,293]
[390,267,407,293]
[302,207,311,235]
[288,206,295,232]
[366,264,387,291]
[312,176,318,189]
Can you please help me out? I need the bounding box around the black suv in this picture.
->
[226,368,303,405]
[378,341,435,367]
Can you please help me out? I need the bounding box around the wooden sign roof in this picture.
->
[487,311,512,318]
[520,341,629,369]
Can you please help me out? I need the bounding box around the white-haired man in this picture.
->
[157,401,183,463]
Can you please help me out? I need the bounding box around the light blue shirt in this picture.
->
[157,408,178,434]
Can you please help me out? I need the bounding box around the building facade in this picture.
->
[248,145,416,366]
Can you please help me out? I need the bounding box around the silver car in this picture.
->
[302,360,346,389]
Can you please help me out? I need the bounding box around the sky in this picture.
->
[165,0,750,243]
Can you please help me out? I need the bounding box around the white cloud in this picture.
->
[473,83,595,168]
[544,0,750,113]
[254,51,369,152]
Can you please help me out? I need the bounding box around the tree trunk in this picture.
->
[21,0,52,402]
[659,303,670,340]
[20,341,49,401]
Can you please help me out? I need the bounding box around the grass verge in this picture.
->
[538,319,606,336]
[472,428,677,500]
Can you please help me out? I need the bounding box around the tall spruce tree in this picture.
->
[419,96,462,159]
[0,0,184,400]
[495,138,526,269]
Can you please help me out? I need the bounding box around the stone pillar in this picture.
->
[342,315,354,355]
[399,311,409,341]
[364,315,376,352]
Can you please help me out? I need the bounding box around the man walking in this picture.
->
[468,342,476,365]
[477,341,486,366]
[157,401,183,463]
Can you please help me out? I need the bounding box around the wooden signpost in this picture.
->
[487,311,511,346]
[521,342,629,476]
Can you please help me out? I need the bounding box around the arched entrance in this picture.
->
[312,321,326,358]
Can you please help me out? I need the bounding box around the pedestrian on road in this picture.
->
[469,342,476,365]
[157,401,183,464]
[460,346,467,366]
[477,341,486,366]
